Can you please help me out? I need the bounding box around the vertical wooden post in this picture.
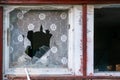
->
[0,6,3,80]
[82,4,87,77]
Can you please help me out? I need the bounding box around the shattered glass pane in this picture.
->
[9,9,68,68]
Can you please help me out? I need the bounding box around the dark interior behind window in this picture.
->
[94,8,120,72]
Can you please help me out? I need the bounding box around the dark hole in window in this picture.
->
[94,8,120,72]
[25,25,52,63]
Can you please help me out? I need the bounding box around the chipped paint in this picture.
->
[80,57,83,73]
[73,5,83,76]
[87,5,94,76]
[69,68,73,72]
[89,73,93,76]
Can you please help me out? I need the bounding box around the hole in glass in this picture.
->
[9,9,68,68]
[26,25,52,63]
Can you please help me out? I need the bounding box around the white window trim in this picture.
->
[87,5,120,76]
[3,5,83,76]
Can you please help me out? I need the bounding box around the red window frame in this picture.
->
[1,0,120,80]
[1,0,120,4]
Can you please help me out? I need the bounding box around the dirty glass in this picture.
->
[9,9,68,68]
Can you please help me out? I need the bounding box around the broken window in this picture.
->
[9,9,68,68]
[3,6,82,76]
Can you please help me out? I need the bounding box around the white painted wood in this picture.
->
[3,8,10,74]
[68,6,74,74]
[73,5,83,76]
[87,5,94,76]
[94,72,120,76]
[4,5,73,12]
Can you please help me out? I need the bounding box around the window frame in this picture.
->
[0,2,120,79]
[3,5,83,78]
[87,5,120,77]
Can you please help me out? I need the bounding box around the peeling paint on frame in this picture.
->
[87,5,94,76]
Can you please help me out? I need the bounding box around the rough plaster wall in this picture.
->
[9,9,68,68]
